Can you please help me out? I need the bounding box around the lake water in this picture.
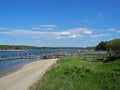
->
[0,49,76,58]
[0,49,77,76]
[0,59,40,77]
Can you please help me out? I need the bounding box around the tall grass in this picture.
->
[36,55,120,90]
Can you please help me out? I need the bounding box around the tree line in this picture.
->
[95,38,120,51]
[0,45,40,50]
[0,45,85,50]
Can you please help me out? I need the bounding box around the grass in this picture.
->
[36,55,120,90]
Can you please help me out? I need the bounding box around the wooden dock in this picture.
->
[0,53,71,61]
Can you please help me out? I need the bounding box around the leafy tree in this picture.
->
[96,38,120,51]
[109,39,120,51]
[95,41,108,51]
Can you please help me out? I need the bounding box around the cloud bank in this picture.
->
[0,26,119,42]
[0,27,92,39]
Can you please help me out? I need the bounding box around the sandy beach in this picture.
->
[0,58,59,90]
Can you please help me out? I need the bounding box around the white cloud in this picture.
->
[108,28,120,34]
[32,27,53,30]
[68,28,91,33]
[55,36,64,39]
[0,27,92,39]
[53,28,92,39]
[108,28,116,31]
[32,24,57,31]
[68,34,79,38]
[83,30,92,34]
[58,32,71,35]
[33,24,57,28]
[91,34,110,38]
[36,40,40,43]
[0,29,43,35]
[116,30,120,33]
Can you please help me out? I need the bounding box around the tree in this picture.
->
[95,38,120,51]
[110,39,120,51]
[95,41,108,51]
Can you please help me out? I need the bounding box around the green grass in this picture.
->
[36,55,120,90]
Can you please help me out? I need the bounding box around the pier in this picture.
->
[0,53,71,61]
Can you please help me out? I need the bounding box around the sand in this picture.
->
[0,58,59,90]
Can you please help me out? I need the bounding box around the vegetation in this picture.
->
[95,38,120,62]
[85,46,96,50]
[0,45,92,50]
[95,38,120,51]
[0,45,40,50]
[36,55,120,90]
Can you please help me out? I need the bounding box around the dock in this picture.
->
[0,53,71,61]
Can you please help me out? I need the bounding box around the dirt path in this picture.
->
[0,58,59,90]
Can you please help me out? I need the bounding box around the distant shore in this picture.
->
[0,58,59,90]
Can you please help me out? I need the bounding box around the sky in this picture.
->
[0,0,120,47]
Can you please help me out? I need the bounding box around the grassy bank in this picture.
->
[36,55,120,90]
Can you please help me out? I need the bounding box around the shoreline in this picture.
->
[0,63,24,78]
[0,58,59,90]
[0,57,35,61]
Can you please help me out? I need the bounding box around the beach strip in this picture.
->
[0,58,59,90]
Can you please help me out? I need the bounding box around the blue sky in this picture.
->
[0,0,120,47]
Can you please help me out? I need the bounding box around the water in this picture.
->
[0,49,77,76]
[0,49,76,58]
[0,58,40,76]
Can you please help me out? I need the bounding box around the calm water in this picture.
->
[0,49,76,58]
[0,59,40,76]
[0,49,77,76]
